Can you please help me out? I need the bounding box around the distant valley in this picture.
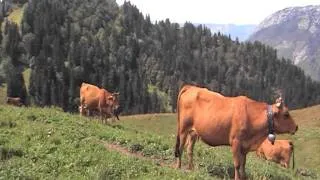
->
[190,23,256,41]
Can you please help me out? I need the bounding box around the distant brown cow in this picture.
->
[80,82,121,122]
[256,139,294,169]
[6,97,23,107]
[175,84,298,180]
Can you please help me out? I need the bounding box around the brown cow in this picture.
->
[80,82,121,122]
[6,97,23,107]
[174,85,298,180]
[256,139,294,169]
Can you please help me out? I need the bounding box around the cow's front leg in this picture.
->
[240,152,247,179]
[231,139,246,180]
[99,109,105,124]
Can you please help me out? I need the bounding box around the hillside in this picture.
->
[0,0,318,114]
[0,105,319,179]
[249,5,320,81]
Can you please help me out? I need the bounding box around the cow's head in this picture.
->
[273,97,298,135]
[106,92,121,120]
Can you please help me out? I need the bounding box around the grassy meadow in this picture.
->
[0,105,319,179]
[0,84,7,105]
[0,3,319,179]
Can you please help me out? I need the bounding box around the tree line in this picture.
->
[1,0,320,114]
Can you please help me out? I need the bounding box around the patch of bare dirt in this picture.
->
[102,141,169,168]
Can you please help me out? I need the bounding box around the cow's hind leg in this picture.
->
[175,130,188,169]
[186,130,197,170]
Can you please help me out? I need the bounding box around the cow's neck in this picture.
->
[245,102,271,150]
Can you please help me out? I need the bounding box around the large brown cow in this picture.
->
[256,139,294,169]
[80,83,121,122]
[174,85,298,180]
[6,97,23,107]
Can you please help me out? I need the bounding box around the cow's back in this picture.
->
[178,85,238,146]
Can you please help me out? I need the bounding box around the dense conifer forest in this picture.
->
[1,0,320,114]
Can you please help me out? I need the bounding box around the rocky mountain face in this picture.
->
[249,5,320,81]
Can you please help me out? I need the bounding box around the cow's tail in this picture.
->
[174,84,191,158]
[290,141,295,170]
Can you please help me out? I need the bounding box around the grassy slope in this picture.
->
[288,105,320,173]
[0,106,207,179]
[0,84,7,104]
[1,105,319,179]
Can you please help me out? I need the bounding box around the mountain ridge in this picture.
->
[249,5,320,81]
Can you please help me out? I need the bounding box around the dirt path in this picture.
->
[102,141,170,168]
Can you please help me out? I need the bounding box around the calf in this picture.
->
[256,139,294,169]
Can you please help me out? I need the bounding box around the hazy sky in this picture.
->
[116,0,320,24]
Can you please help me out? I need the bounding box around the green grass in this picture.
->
[0,105,319,179]
[0,106,207,179]
[0,84,7,104]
